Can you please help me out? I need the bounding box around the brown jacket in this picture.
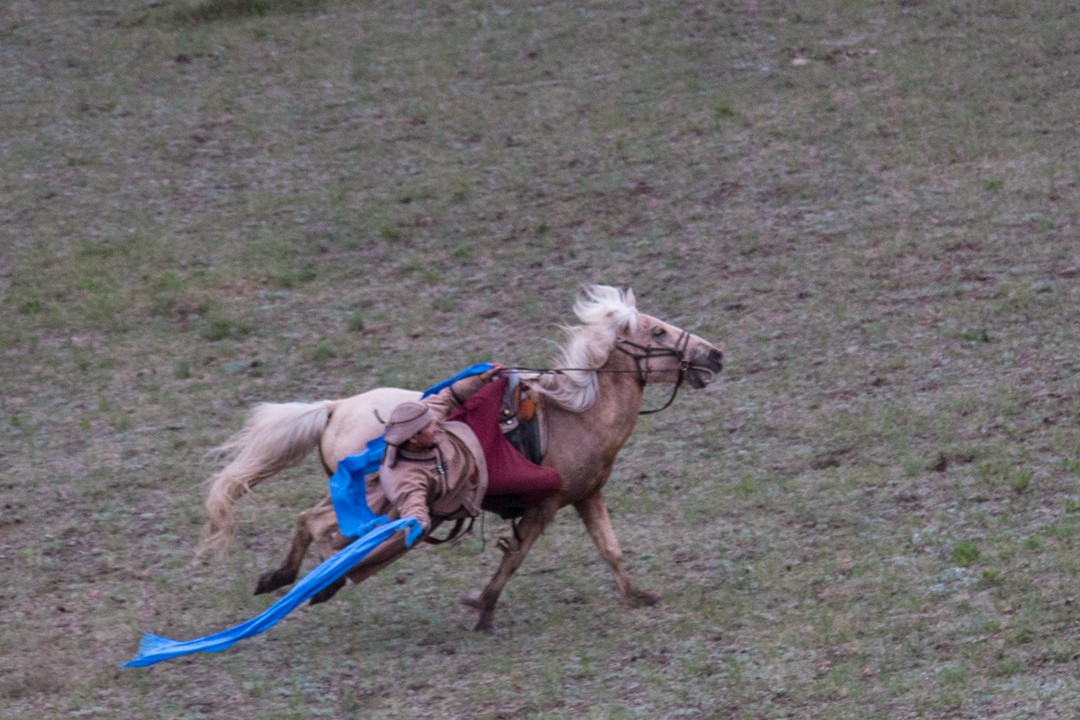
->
[368,375,490,532]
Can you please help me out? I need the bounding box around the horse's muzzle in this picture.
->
[687,348,723,388]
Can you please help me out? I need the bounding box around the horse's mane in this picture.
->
[531,285,638,412]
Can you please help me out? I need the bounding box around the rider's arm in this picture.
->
[423,363,506,420]
[391,469,432,533]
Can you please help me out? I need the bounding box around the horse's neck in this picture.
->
[576,351,645,447]
[539,351,645,488]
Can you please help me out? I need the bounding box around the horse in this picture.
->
[199,285,723,631]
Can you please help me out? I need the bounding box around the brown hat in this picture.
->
[382,401,435,467]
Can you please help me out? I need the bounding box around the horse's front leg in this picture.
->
[574,488,661,607]
[463,503,556,632]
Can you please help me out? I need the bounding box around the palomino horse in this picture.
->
[200,285,723,631]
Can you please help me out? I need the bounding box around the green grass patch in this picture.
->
[1008,469,1032,492]
[950,541,979,568]
[173,0,326,24]
[310,342,336,362]
[201,317,252,342]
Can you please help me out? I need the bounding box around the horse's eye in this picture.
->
[652,328,666,337]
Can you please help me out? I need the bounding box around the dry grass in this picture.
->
[2,0,1079,717]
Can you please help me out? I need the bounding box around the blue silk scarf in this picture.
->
[122,518,421,668]
[123,363,492,668]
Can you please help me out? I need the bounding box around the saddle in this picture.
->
[497,371,546,465]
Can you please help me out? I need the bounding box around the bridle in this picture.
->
[613,329,692,415]
[506,328,704,416]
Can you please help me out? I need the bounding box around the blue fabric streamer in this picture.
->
[124,364,491,668]
[328,362,492,538]
[326,440,391,539]
[418,362,493,400]
[123,517,421,668]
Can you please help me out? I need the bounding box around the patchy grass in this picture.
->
[172,0,327,25]
[2,0,1080,718]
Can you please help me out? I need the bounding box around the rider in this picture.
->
[306,363,508,603]
[376,362,507,534]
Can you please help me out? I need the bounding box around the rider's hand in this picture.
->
[481,363,507,382]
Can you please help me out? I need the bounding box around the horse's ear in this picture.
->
[625,288,636,307]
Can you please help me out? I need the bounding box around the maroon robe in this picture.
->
[447,377,561,505]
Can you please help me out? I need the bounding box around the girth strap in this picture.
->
[422,517,474,545]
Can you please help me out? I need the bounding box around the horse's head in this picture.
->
[616,312,723,389]
[541,285,723,413]
[608,289,723,390]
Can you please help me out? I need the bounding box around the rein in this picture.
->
[613,329,691,415]
[505,329,694,416]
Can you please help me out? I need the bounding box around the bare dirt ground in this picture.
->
[2,0,1079,717]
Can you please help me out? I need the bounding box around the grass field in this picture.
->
[2,0,1079,717]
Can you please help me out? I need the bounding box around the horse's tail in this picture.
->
[199,400,334,558]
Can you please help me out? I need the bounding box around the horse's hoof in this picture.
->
[473,614,494,633]
[254,568,296,595]
[309,577,347,605]
[625,587,662,608]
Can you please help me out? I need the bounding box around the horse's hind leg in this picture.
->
[311,517,430,604]
[574,489,660,607]
[309,576,346,604]
[463,503,555,632]
[256,495,417,603]
[254,501,324,595]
